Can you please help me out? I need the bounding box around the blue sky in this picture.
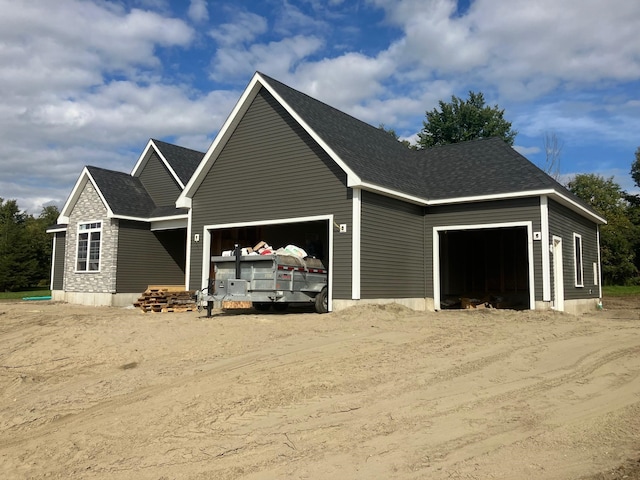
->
[1,0,639,214]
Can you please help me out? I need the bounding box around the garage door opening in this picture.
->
[202,217,332,312]
[437,226,531,310]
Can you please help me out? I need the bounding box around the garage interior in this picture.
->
[439,227,530,309]
[208,219,329,261]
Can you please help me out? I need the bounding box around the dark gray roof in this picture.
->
[151,139,204,185]
[260,73,597,216]
[87,166,157,218]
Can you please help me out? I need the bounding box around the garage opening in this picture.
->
[203,217,331,312]
[438,226,530,309]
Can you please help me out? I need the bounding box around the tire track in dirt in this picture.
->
[0,326,396,450]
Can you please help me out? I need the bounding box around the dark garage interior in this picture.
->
[439,227,530,309]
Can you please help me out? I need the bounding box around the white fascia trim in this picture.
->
[258,73,360,185]
[185,209,193,290]
[355,181,428,206]
[59,168,114,223]
[46,226,67,233]
[49,234,57,290]
[428,189,556,206]
[551,191,607,225]
[111,213,189,223]
[130,139,155,178]
[540,195,551,301]
[131,139,186,189]
[352,188,361,300]
[177,74,265,208]
[432,221,535,311]
[150,217,188,231]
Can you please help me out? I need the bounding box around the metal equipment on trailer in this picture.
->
[195,245,328,315]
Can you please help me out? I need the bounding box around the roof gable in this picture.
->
[58,165,188,224]
[177,72,604,224]
[132,139,204,189]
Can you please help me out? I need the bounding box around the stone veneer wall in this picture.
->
[63,182,118,294]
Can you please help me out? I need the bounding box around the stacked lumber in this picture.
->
[134,285,197,313]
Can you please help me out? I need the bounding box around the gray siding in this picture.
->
[361,191,425,298]
[424,197,542,299]
[116,220,186,293]
[189,87,352,297]
[548,199,600,301]
[52,231,66,290]
[138,152,182,206]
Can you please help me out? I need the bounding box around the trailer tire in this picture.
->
[254,303,271,312]
[273,302,289,312]
[315,287,328,314]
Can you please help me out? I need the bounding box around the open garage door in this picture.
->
[434,224,533,310]
[201,216,332,311]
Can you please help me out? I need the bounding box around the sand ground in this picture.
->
[1,297,639,479]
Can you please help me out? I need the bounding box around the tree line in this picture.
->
[0,199,59,291]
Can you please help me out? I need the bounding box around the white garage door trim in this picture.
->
[432,221,535,311]
[200,214,334,311]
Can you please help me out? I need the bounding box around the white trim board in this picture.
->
[432,221,535,311]
[199,214,334,311]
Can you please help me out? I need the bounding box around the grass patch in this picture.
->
[0,289,51,300]
[602,285,640,297]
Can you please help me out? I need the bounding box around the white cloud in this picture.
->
[188,0,209,22]
[209,11,268,46]
[210,35,324,82]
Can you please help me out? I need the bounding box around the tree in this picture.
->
[567,174,638,285]
[631,146,640,188]
[0,198,33,291]
[416,91,517,148]
[378,124,413,149]
[0,199,59,291]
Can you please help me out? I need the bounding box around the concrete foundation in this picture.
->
[52,290,140,308]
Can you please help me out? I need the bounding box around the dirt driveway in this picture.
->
[1,298,639,479]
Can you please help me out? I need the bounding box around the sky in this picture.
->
[1,0,639,215]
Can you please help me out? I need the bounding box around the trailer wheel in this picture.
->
[314,287,328,314]
[254,303,271,312]
[273,302,289,312]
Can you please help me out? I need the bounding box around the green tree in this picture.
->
[417,91,517,148]
[567,174,638,285]
[630,146,640,188]
[378,124,413,149]
[26,205,60,287]
[0,198,34,291]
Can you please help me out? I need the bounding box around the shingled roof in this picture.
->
[86,166,157,218]
[150,139,203,186]
[261,74,572,199]
[259,73,601,220]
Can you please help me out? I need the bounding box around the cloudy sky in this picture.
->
[1,0,639,214]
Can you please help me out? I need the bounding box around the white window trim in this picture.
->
[573,233,584,287]
[75,221,102,273]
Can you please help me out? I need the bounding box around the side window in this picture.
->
[76,221,102,272]
[573,233,583,287]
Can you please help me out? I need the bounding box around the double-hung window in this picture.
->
[77,221,102,272]
[573,233,583,287]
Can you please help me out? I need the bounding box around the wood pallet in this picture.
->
[133,286,197,313]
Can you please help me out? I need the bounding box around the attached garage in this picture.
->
[197,216,333,309]
[435,224,533,310]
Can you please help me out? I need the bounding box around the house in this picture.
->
[50,72,606,314]
[48,139,203,305]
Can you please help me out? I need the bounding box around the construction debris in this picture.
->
[134,286,197,313]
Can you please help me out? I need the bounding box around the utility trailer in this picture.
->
[195,249,328,315]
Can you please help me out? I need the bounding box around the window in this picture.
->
[76,221,102,272]
[573,233,583,287]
